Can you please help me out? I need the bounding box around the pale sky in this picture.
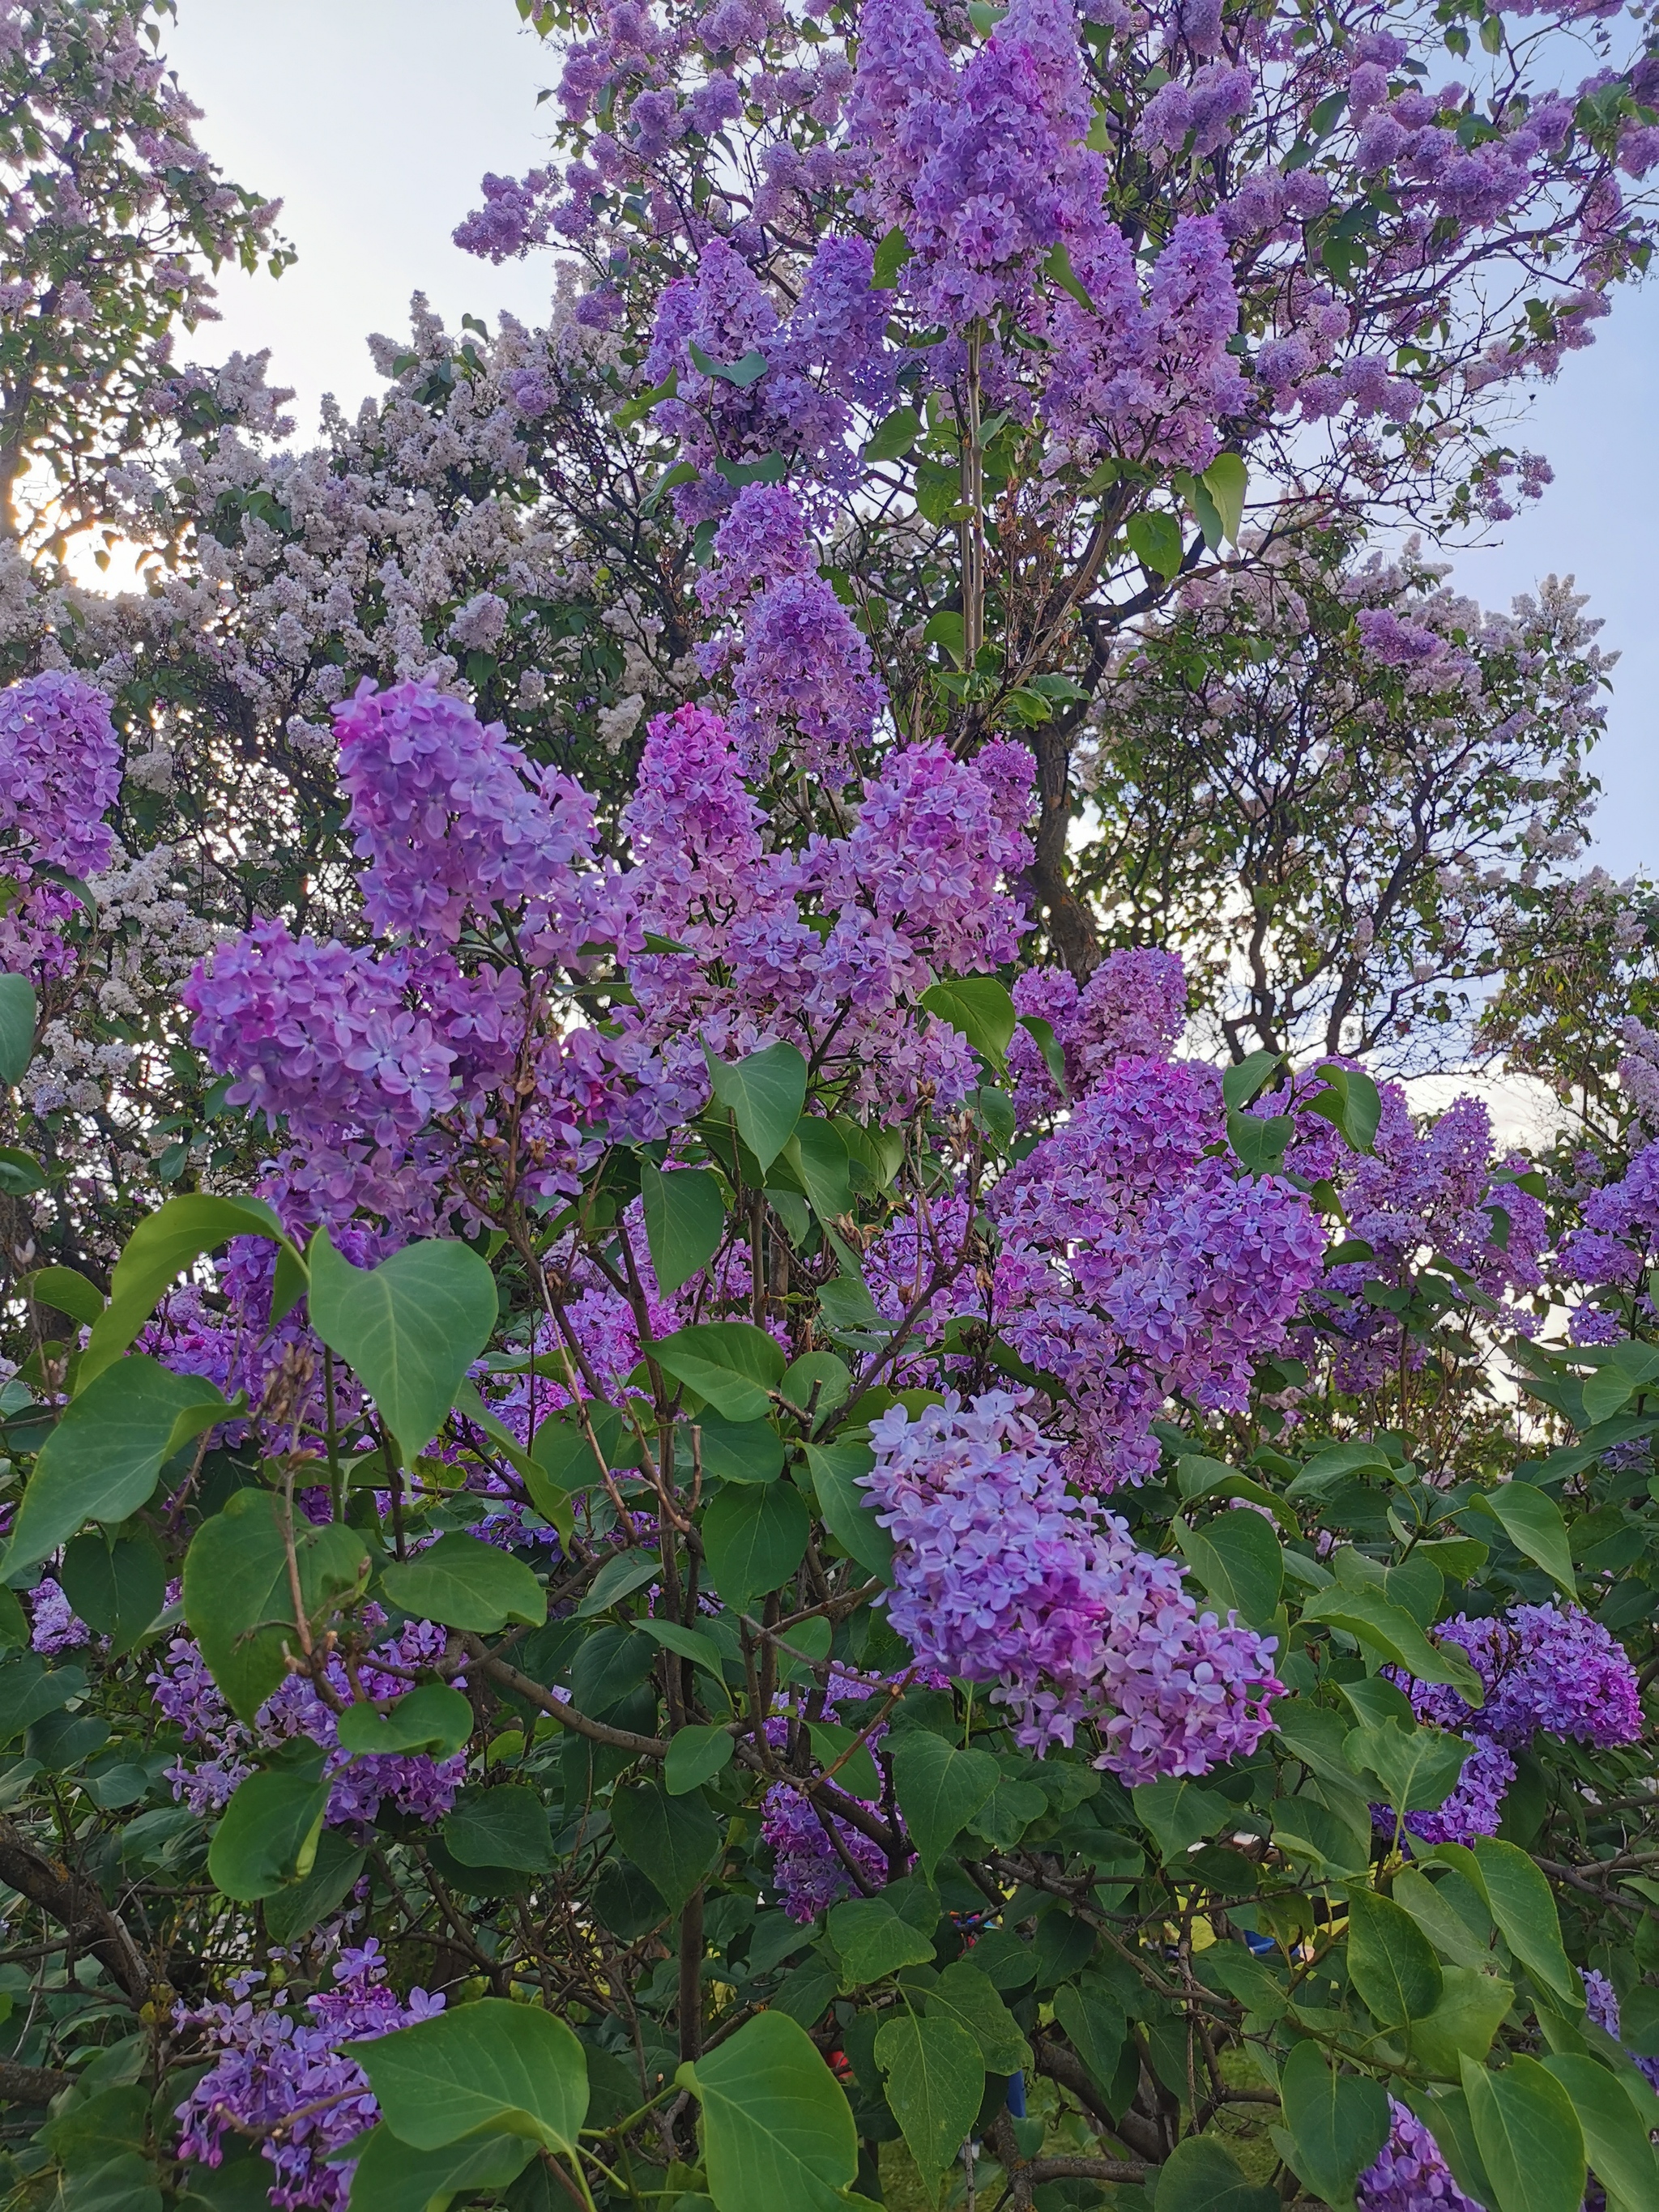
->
[165,0,1659,878]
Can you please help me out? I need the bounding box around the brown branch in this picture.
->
[468,1646,668,1757]
[1030,2035,1165,2164]
[0,2057,73,2105]
[1023,2155,1149,2186]
[0,1818,149,2008]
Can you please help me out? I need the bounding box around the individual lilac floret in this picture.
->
[175,1941,443,2209]
[1356,2098,1485,2212]
[864,1389,1282,1779]
[761,1786,889,1921]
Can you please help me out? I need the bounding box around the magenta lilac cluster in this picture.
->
[1382,1600,1641,1845]
[175,1941,443,2210]
[864,1390,1282,1779]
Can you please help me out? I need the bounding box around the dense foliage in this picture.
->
[2,2,1659,2212]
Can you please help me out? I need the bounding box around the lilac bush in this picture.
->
[0,2,1657,2210]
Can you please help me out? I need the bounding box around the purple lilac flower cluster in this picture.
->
[993,1042,1324,1486]
[727,566,885,783]
[458,0,1659,514]
[0,671,122,982]
[864,1390,1282,1779]
[175,1941,443,2210]
[847,0,1246,470]
[335,678,633,958]
[1355,2097,1485,2212]
[139,1225,382,1450]
[759,1672,897,1919]
[183,923,454,1151]
[0,671,122,881]
[1007,948,1188,1126]
[645,232,896,531]
[1581,1967,1659,2094]
[1560,1138,1659,1292]
[858,948,1321,1485]
[187,684,1034,1247]
[1308,1085,1547,1393]
[621,702,1031,1119]
[28,1578,92,1654]
[148,1617,467,1826]
[1382,1601,1641,1845]
[184,683,675,1230]
[761,1786,889,1921]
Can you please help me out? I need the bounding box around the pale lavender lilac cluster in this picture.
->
[0,671,122,982]
[175,1941,443,2210]
[864,1390,1282,1779]
[1355,2097,1485,2212]
[1382,1601,1641,1845]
